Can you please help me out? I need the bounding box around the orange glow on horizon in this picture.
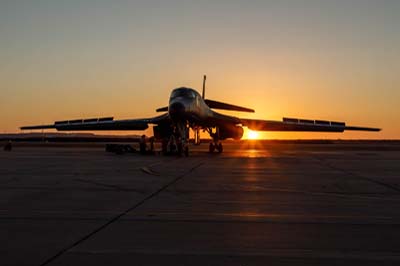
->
[1,1,398,139]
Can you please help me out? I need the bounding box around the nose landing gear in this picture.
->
[209,142,223,153]
[174,122,190,157]
[207,127,223,154]
[177,140,189,157]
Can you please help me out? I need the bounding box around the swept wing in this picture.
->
[21,114,169,131]
[240,117,380,132]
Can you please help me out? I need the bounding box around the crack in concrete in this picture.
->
[39,160,204,266]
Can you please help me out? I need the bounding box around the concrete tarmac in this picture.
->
[1,141,400,265]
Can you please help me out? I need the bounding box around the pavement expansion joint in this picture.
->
[311,156,400,194]
[38,160,204,266]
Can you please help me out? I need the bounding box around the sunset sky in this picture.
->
[1,0,399,139]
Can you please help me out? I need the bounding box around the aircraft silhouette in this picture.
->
[21,75,380,155]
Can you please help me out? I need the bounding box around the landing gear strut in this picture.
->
[177,140,188,157]
[175,122,189,157]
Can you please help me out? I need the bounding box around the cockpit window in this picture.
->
[171,88,196,99]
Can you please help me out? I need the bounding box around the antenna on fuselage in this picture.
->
[202,75,206,99]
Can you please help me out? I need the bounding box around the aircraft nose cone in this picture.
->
[169,102,185,119]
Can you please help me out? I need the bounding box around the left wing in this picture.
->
[204,99,255,113]
[240,117,380,132]
[21,114,169,131]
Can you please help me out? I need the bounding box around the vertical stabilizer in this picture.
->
[202,75,206,99]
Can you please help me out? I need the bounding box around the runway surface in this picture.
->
[1,141,400,265]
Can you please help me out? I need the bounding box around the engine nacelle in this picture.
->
[218,125,244,140]
[153,124,174,140]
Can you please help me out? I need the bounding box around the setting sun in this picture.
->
[247,130,259,140]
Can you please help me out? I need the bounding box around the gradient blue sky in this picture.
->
[1,0,399,138]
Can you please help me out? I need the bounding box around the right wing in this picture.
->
[240,117,380,132]
[21,114,170,131]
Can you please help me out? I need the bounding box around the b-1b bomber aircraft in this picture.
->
[22,76,380,155]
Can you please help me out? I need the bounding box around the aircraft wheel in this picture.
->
[184,146,189,157]
[162,139,168,155]
[169,143,176,153]
[177,142,183,156]
[209,142,215,153]
[217,143,223,153]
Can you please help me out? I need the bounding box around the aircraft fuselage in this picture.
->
[168,87,211,125]
[20,78,380,156]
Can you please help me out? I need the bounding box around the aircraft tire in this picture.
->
[209,143,215,153]
[217,143,223,153]
[177,142,183,156]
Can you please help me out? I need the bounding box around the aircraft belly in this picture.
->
[189,111,239,128]
[187,112,204,124]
